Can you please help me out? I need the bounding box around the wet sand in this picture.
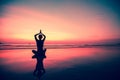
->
[0,47,120,80]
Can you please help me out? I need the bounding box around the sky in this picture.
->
[1,0,120,44]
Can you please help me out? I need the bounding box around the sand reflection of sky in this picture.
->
[0,47,119,73]
[0,49,34,72]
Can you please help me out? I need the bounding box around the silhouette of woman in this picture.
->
[32,30,46,58]
[32,30,47,80]
[34,30,46,52]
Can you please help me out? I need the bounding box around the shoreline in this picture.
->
[0,44,120,50]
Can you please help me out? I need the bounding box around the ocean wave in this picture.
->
[0,43,120,50]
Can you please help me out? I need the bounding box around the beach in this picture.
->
[0,47,120,80]
[1,0,120,80]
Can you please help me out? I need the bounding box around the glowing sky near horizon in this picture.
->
[1,0,120,43]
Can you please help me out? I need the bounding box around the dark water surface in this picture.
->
[0,47,120,80]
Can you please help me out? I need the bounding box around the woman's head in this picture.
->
[38,35,43,40]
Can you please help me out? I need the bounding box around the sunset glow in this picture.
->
[1,1,120,44]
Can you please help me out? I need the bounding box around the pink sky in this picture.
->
[1,3,120,44]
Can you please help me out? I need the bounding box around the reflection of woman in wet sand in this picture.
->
[32,49,46,79]
[32,30,47,79]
